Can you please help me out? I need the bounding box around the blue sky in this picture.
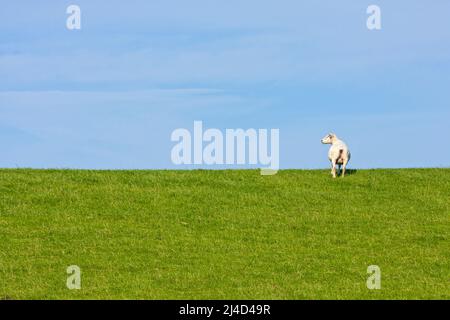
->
[1,1,449,169]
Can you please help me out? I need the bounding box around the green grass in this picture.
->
[0,168,449,300]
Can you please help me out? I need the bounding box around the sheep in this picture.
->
[321,133,351,178]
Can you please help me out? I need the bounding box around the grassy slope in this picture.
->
[0,169,449,300]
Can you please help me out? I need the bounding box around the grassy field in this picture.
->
[0,168,449,300]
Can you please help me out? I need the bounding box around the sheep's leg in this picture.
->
[342,159,348,177]
[331,161,336,178]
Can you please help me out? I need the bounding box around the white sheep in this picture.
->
[321,133,351,178]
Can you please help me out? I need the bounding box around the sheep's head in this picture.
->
[321,133,337,144]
